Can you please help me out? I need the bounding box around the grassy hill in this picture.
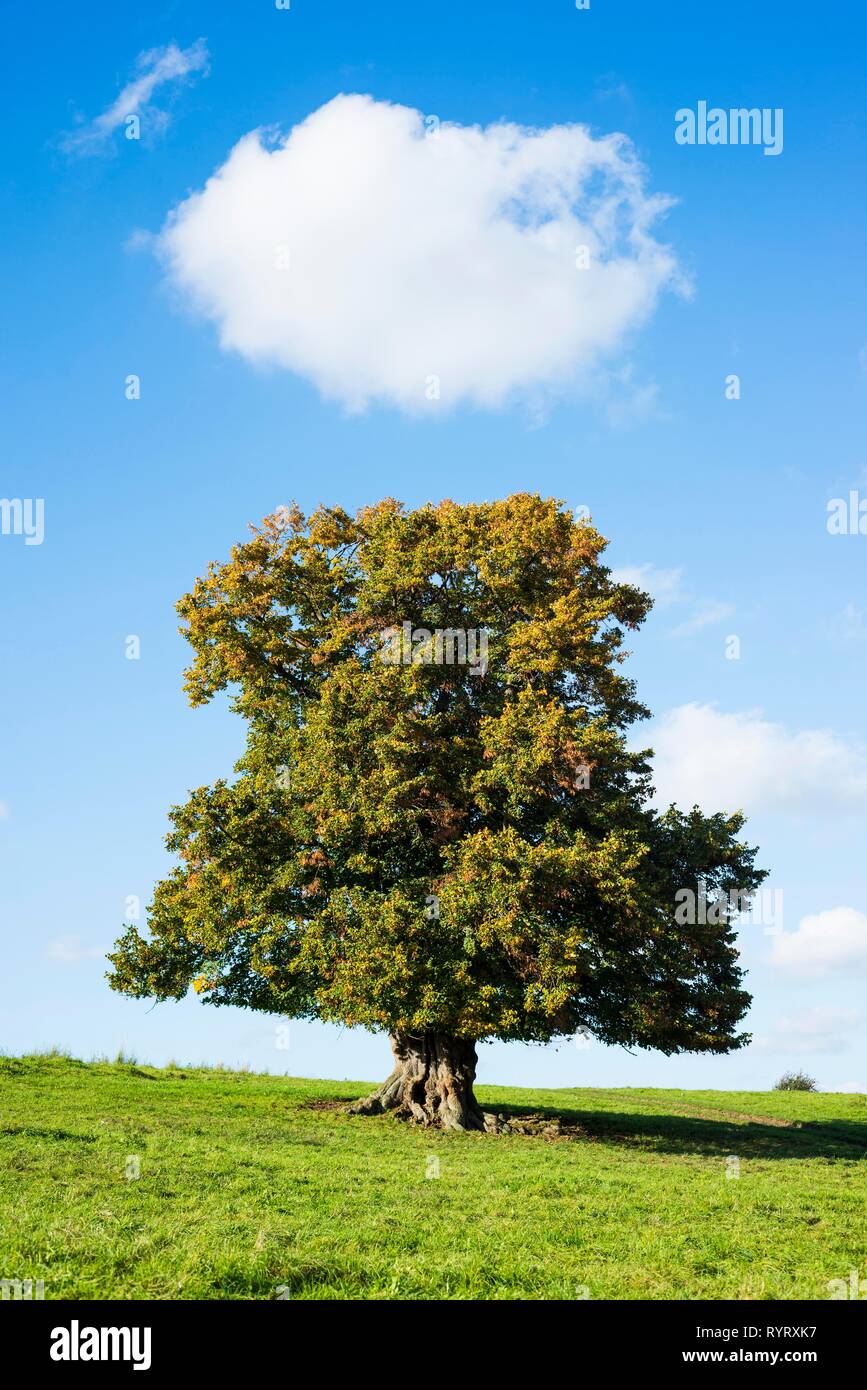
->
[1,1053,864,1300]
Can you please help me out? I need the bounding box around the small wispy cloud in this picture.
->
[603,371,665,429]
[62,39,209,155]
[752,1006,862,1056]
[667,598,735,639]
[595,72,633,104]
[830,602,867,642]
[609,564,732,636]
[46,935,106,963]
[609,564,684,606]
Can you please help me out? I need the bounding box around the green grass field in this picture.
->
[1,1052,865,1300]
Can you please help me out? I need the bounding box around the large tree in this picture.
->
[108,495,764,1130]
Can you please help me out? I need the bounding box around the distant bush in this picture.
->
[774,1070,817,1092]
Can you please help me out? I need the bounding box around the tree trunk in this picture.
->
[350,1032,496,1131]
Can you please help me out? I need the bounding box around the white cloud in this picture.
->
[769,908,867,978]
[647,702,867,815]
[46,936,105,963]
[63,40,209,154]
[0,802,8,820]
[610,563,684,605]
[752,1006,862,1054]
[155,93,682,413]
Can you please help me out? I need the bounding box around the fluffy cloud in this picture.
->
[646,702,867,815]
[63,40,209,154]
[769,908,867,978]
[155,94,681,412]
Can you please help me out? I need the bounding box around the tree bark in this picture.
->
[350,1032,496,1131]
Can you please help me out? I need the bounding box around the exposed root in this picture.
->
[348,1035,592,1138]
[349,1033,487,1131]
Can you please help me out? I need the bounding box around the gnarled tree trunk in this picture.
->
[350,1032,496,1131]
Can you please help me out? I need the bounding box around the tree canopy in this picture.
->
[109,495,764,1094]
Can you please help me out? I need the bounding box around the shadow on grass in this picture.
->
[488,1102,867,1160]
[1,1125,97,1144]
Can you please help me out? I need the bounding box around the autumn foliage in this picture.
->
[109,495,763,1077]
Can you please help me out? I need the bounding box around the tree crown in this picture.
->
[109,495,764,1052]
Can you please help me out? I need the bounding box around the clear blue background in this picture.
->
[1,0,865,1089]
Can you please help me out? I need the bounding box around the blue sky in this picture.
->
[2,0,866,1091]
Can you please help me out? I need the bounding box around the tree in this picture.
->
[108,495,765,1130]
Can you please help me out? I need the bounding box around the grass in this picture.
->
[0,1053,865,1300]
